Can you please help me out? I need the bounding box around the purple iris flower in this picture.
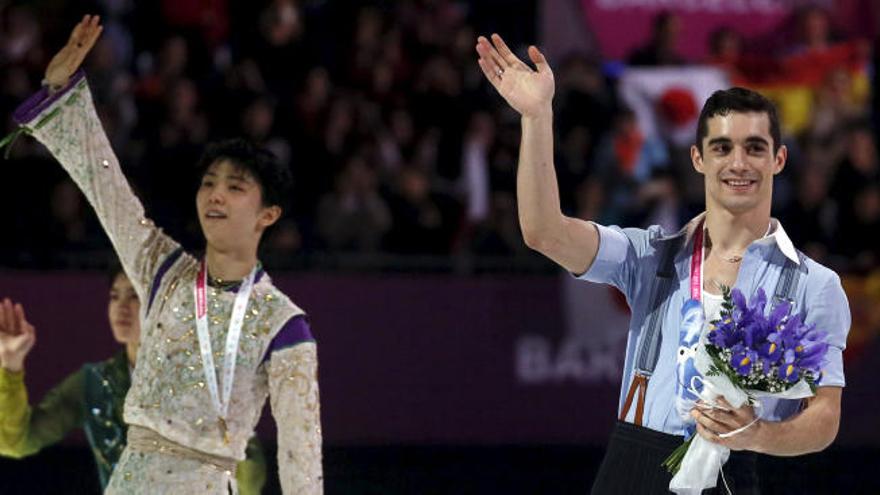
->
[778,349,800,383]
[730,346,758,376]
[747,289,768,319]
[794,336,828,374]
[743,319,771,349]
[710,287,830,388]
[778,314,803,349]
[708,315,739,349]
[731,289,748,313]
[758,336,783,367]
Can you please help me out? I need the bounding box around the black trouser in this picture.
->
[591,421,759,494]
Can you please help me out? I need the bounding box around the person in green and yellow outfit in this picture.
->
[0,268,267,493]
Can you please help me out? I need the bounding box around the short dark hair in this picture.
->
[196,138,293,211]
[107,261,126,288]
[695,87,782,154]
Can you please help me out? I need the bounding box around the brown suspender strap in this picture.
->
[620,235,683,426]
[619,372,649,425]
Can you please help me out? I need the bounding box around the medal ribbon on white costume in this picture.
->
[194,258,257,444]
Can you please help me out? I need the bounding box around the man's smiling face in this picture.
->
[692,111,787,215]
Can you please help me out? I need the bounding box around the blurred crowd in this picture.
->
[0,1,875,273]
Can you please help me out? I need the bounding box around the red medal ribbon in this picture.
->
[690,226,704,302]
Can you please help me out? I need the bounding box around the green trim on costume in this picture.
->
[82,350,130,488]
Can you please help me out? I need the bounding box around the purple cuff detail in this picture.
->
[261,315,313,363]
[13,69,86,125]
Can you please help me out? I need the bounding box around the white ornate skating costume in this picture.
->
[13,71,323,494]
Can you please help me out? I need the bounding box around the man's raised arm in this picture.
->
[475,34,600,275]
[12,15,179,301]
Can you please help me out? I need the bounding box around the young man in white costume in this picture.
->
[11,16,322,494]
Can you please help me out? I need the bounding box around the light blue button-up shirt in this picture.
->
[579,213,850,436]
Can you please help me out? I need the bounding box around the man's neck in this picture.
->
[704,207,771,255]
[205,246,259,282]
[126,342,138,366]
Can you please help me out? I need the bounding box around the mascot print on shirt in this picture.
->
[675,298,705,436]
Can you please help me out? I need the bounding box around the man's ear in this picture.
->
[258,205,282,230]
[691,145,705,175]
[773,144,788,175]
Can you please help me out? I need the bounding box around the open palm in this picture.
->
[44,14,103,88]
[475,34,555,117]
[0,299,36,372]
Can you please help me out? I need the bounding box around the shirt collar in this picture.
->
[657,211,705,244]
[757,218,800,265]
[657,212,800,265]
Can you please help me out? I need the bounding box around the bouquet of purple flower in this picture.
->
[704,286,827,393]
[664,287,829,494]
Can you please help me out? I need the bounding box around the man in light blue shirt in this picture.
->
[476,34,849,494]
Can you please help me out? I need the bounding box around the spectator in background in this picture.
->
[556,125,593,214]
[46,179,103,254]
[830,123,880,267]
[835,184,880,271]
[468,192,525,256]
[592,108,669,224]
[134,34,190,105]
[627,11,685,66]
[592,109,642,222]
[317,156,391,252]
[459,111,494,231]
[376,106,415,174]
[704,27,772,86]
[554,54,614,211]
[386,167,450,254]
[249,0,308,105]
[88,36,138,155]
[349,7,385,87]
[411,53,468,182]
[708,27,742,69]
[830,123,880,214]
[627,170,686,233]
[295,66,332,138]
[778,167,836,263]
[241,94,292,168]
[814,68,865,137]
[805,68,867,171]
[791,5,834,54]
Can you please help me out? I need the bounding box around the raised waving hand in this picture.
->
[475,34,555,118]
[0,299,36,373]
[44,14,103,89]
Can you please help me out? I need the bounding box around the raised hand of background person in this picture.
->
[0,299,36,373]
[43,14,103,90]
[475,34,555,118]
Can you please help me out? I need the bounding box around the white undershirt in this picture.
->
[699,221,774,322]
[702,290,725,322]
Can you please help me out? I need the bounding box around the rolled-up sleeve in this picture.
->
[806,272,851,388]
[576,223,630,284]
